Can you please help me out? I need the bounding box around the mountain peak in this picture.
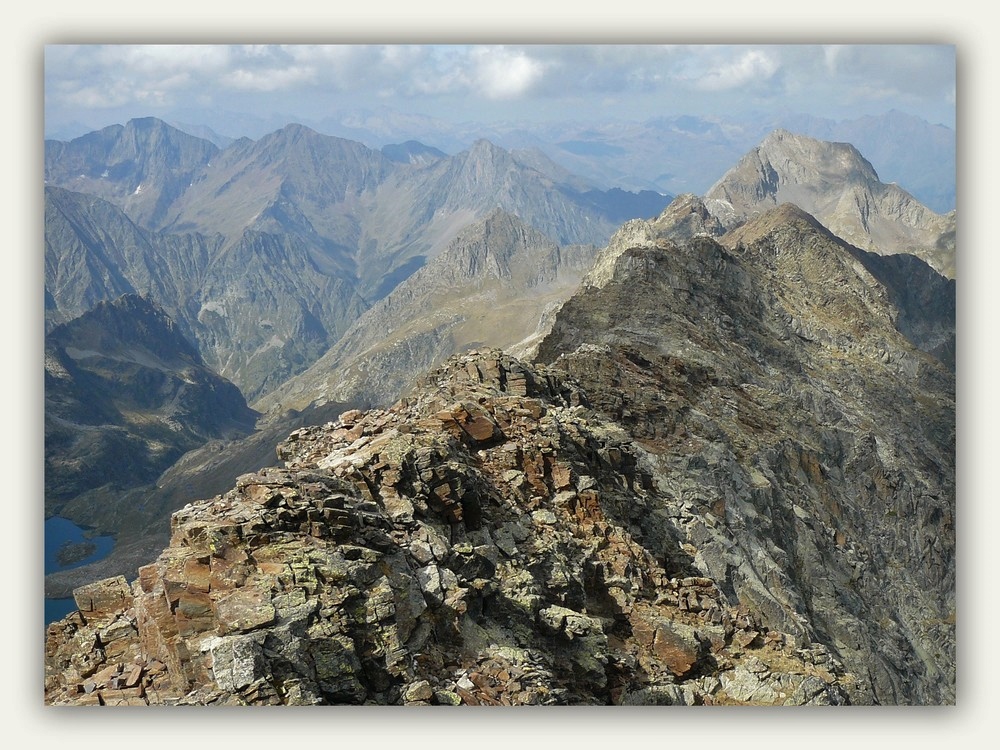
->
[702,129,954,277]
[123,116,173,133]
[466,138,509,159]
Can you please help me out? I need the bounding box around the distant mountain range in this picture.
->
[45,118,673,402]
[47,107,953,212]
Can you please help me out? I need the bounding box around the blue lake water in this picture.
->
[44,516,115,626]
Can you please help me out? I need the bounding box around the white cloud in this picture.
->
[222,65,317,92]
[471,47,546,99]
[43,43,955,130]
[688,49,780,91]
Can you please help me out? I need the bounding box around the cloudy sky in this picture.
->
[44,43,957,140]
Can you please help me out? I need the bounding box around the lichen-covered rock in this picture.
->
[44,348,866,706]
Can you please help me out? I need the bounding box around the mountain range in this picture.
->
[46,106,951,213]
[45,119,673,396]
[42,114,956,705]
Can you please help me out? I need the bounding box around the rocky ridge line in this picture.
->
[45,350,854,706]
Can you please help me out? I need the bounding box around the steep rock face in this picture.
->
[703,129,955,277]
[44,186,222,332]
[45,294,258,523]
[45,351,856,706]
[189,230,369,402]
[843,250,955,371]
[535,210,955,704]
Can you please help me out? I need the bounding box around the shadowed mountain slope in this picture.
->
[45,294,258,521]
[45,186,369,403]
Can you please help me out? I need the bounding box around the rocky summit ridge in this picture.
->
[44,209,954,706]
[44,350,857,707]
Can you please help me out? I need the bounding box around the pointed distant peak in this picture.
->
[281,122,319,136]
[259,123,325,147]
[762,127,796,143]
[124,116,172,132]
[467,138,509,157]
[452,139,515,175]
[471,137,499,148]
[121,117,211,143]
[114,117,219,157]
[270,122,316,139]
[254,123,379,159]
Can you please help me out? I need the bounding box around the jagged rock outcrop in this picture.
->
[703,129,955,278]
[536,207,955,704]
[45,351,857,706]
[580,193,726,291]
